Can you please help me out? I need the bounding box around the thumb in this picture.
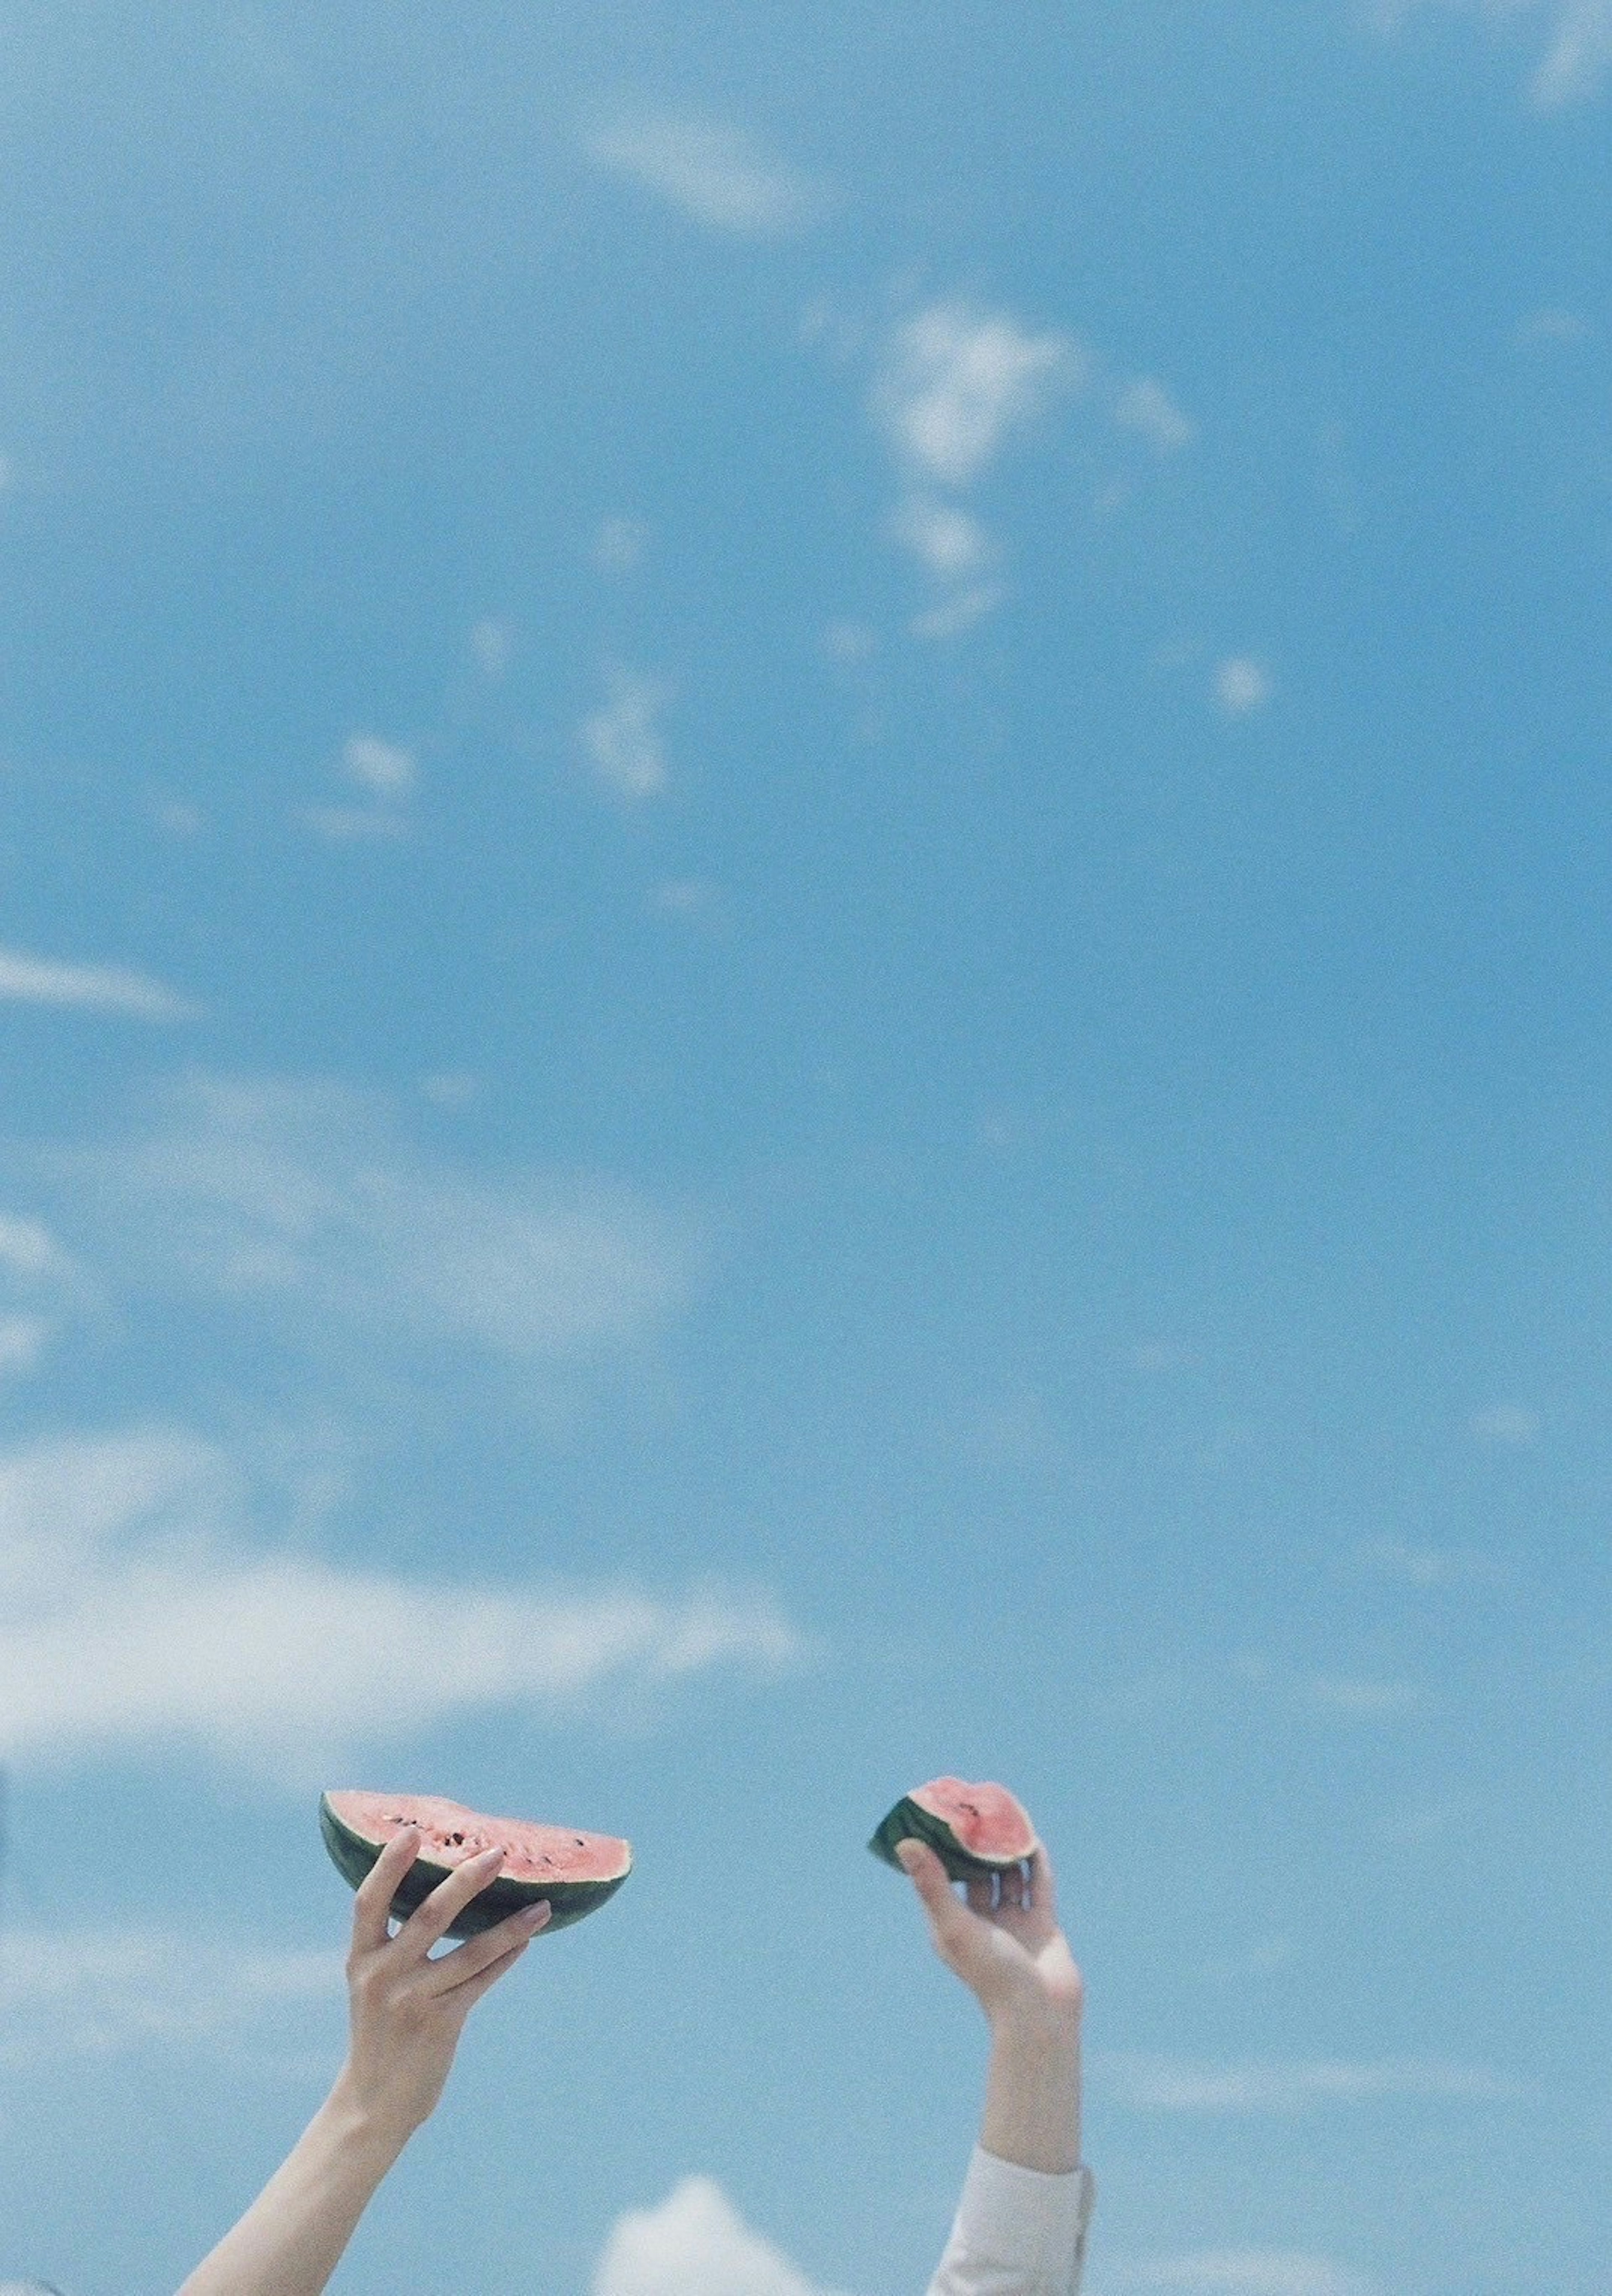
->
[895,1838,954,1917]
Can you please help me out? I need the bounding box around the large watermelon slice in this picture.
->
[319,1790,632,1940]
[869,1777,1039,1883]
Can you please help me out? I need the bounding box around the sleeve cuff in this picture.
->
[949,2144,1096,2278]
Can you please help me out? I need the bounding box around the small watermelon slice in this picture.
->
[319,1790,632,1940]
[869,1776,1039,1883]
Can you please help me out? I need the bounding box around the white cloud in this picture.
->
[594,516,651,572]
[1470,1402,1539,1443]
[1215,657,1274,715]
[822,622,877,664]
[1115,376,1196,453]
[0,1315,49,1375]
[583,666,673,802]
[1115,2251,1377,2295]
[1379,0,1612,107]
[872,301,1076,486]
[1230,1652,1419,1718]
[1098,2052,1522,2112]
[890,495,994,580]
[889,496,1005,641]
[0,1216,60,1276]
[342,734,416,798]
[1356,1538,1490,1585]
[586,110,824,236]
[419,1069,480,1109]
[0,948,196,1022]
[910,583,1005,642]
[152,795,205,836]
[0,1922,343,2067]
[304,733,417,841]
[1515,304,1589,343]
[59,1075,699,1367]
[651,878,727,931]
[0,1427,803,1775]
[594,2177,850,2296]
[470,619,513,677]
[1531,0,1612,102]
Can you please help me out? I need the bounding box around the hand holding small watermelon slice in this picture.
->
[876,1777,1084,2175]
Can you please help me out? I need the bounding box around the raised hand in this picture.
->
[895,1839,1083,2032]
[896,1831,1083,2173]
[339,1827,551,2143]
[176,1829,549,2296]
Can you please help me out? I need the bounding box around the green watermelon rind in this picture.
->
[868,1791,1038,1883]
[318,1792,631,1940]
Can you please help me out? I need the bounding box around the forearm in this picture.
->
[979,2005,1082,2173]
[175,2073,410,2296]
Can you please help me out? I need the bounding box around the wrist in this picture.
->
[325,2067,421,2167]
[985,1990,1083,2051]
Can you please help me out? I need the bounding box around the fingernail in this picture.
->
[519,1902,550,1930]
[895,1840,920,1871]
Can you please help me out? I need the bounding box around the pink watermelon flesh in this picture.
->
[325,1791,630,1883]
[320,1789,632,1938]
[869,1776,1039,1878]
[910,1778,1038,1862]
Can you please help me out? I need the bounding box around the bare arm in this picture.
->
[176,1829,549,2296]
[895,1837,1083,2173]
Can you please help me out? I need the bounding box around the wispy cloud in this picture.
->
[0,1923,343,2067]
[1354,1538,1490,1586]
[867,300,1074,640]
[1230,1653,1419,1717]
[0,949,196,1022]
[873,302,1076,487]
[0,1315,49,1376]
[1112,2251,1377,2295]
[470,619,513,677]
[304,732,417,841]
[889,496,994,579]
[586,107,826,236]
[594,2176,850,2296]
[341,734,415,798]
[582,666,673,802]
[1098,2052,1524,2112]
[0,1216,63,1278]
[52,1074,697,1370]
[1215,657,1274,716]
[1470,1402,1540,1443]
[859,297,1192,641]
[1115,376,1196,453]
[593,516,651,572]
[0,1427,803,1777]
[1378,0,1612,108]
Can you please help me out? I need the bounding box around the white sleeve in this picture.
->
[925,2145,1095,2296]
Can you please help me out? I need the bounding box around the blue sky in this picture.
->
[0,4,1608,2293]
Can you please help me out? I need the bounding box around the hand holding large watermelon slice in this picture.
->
[333,1821,554,2145]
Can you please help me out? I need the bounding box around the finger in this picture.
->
[396,1846,506,1959]
[425,1902,551,1995]
[351,1827,422,1956]
[896,1842,968,1930]
[894,1839,951,1913]
[1025,1844,1058,1920]
[437,1929,533,2013]
[965,1872,995,1917]
[997,1861,1026,1912]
